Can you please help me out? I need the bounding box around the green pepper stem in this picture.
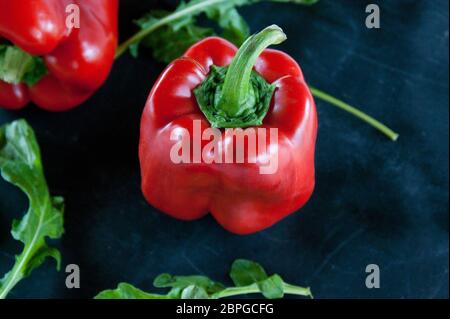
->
[217,25,286,117]
[310,86,399,141]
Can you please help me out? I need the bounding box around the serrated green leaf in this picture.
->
[136,10,214,63]
[128,0,318,62]
[207,7,249,45]
[22,245,62,277]
[0,120,64,299]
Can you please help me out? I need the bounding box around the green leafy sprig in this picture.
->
[95,259,312,299]
[0,120,64,299]
[116,0,318,60]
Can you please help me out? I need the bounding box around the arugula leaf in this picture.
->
[230,258,269,286]
[0,120,64,299]
[134,10,214,62]
[202,1,250,46]
[229,260,284,298]
[258,274,284,298]
[153,273,225,294]
[96,283,174,299]
[95,259,312,299]
[180,285,210,299]
[0,45,47,86]
[117,0,319,61]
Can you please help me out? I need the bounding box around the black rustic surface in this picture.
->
[0,0,448,299]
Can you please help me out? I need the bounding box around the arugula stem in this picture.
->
[0,249,27,299]
[283,283,313,298]
[211,282,312,299]
[0,266,20,299]
[310,86,399,141]
[115,0,228,59]
[211,283,260,299]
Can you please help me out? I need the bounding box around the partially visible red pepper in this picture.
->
[0,0,118,111]
[139,26,318,234]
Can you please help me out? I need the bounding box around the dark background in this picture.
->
[0,0,448,299]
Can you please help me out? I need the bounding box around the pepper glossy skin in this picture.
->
[139,37,318,235]
[0,0,118,111]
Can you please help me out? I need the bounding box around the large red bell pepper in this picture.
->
[139,25,318,235]
[0,0,118,111]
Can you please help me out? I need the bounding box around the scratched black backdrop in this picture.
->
[0,0,448,299]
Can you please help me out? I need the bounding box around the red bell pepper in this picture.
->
[139,25,318,234]
[0,0,118,111]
